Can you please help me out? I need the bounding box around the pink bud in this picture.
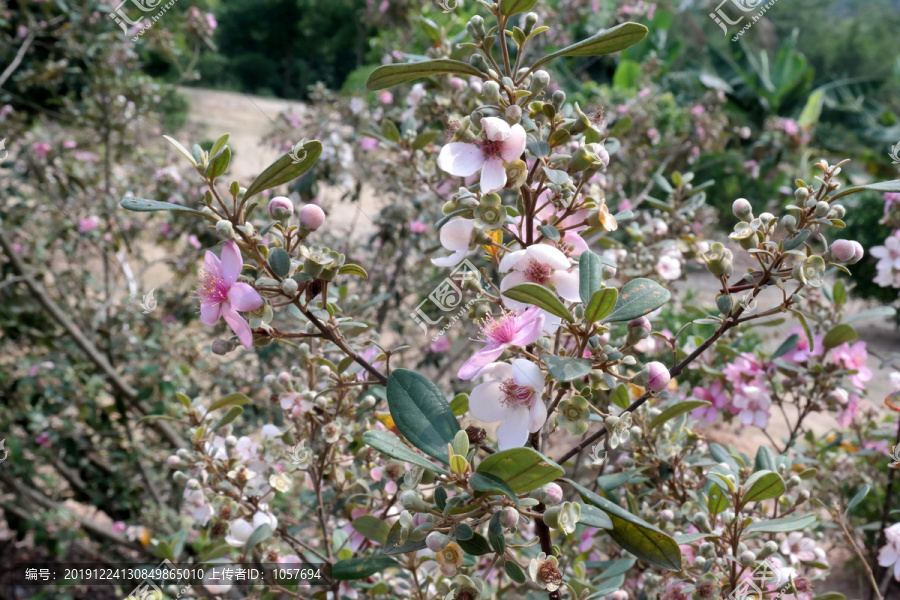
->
[542,483,563,505]
[501,507,519,528]
[646,361,671,393]
[831,239,863,264]
[628,316,651,332]
[268,196,293,220]
[166,455,180,467]
[299,204,326,230]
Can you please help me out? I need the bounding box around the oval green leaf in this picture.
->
[742,470,786,503]
[533,23,649,70]
[338,264,369,279]
[544,355,592,382]
[606,278,670,323]
[476,447,563,494]
[244,141,323,200]
[579,250,603,305]
[822,324,858,351]
[586,288,618,322]
[745,513,817,533]
[564,479,682,571]
[649,400,710,429]
[268,247,291,278]
[386,369,460,464]
[503,282,574,322]
[469,471,520,508]
[121,196,209,217]
[366,59,485,91]
[352,516,392,545]
[332,556,398,580]
[579,503,614,530]
[362,430,449,475]
[499,0,538,16]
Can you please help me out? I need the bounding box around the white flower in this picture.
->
[225,510,279,547]
[431,218,475,267]
[437,117,527,193]
[468,359,547,450]
[499,245,580,308]
[878,522,900,581]
[780,531,817,564]
[269,472,292,493]
[655,254,682,281]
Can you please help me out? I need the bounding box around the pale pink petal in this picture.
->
[499,270,528,292]
[458,346,507,380]
[200,301,222,326]
[437,143,486,177]
[440,218,475,252]
[431,250,470,267]
[221,304,254,349]
[550,268,581,302]
[499,249,527,273]
[496,407,530,450]
[204,250,222,277]
[511,359,544,394]
[469,380,509,423]
[481,117,511,142]
[480,362,513,381]
[528,398,547,433]
[228,282,263,312]
[480,157,507,193]
[220,240,243,286]
[562,231,589,255]
[509,310,545,346]
[526,245,571,270]
[385,480,398,495]
[500,124,526,162]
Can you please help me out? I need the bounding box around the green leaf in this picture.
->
[533,23,649,70]
[771,334,800,360]
[268,247,291,278]
[205,146,231,179]
[450,393,469,417]
[244,524,273,551]
[163,135,198,167]
[333,556,398,580]
[207,392,250,412]
[175,392,191,408]
[565,479,681,571]
[544,355,592,382]
[488,512,506,554]
[503,282,574,322]
[790,308,814,353]
[846,484,870,513]
[613,59,642,91]
[338,264,369,279]
[579,250,603,305]
[832,279,846,305]
[386,369,460,464]
[120,196,209,217]
[606,278,671,323]
[745,513,817,533]
[579,503,614,529]
[586,288,618,322]
[244,141,323,200]
[505,560,527,583]
[742,471,786,503]
[822,324,858,351]
[209,133,230,158]
[469,472,521,508]
[352,516,392,545]
[382,522,428,555]
[457,533,492,556]
[610,385,630,409]
[362,430,449,475]
[832,180,900,201]
[499,0,538,16]
[381,119,401,143]
[812,593,846,600]
[754,445,777,472]
[783,229,811,251]
[649,400,710,429]
[412,130,441,150]
[707,484,729,514]
[366,59,485,90]
[213,406,243,430]
[476,447,564,494]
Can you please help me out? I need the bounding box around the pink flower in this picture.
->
[732,384,771,428]
[196,241,264,349]
[437,117,526,193]
[32,142,51,158]
[188,235,201,249]
[205,12,217,29]
[646,128,660,145]
[781,531,817,564]
[691,105,705,115]
[379,91,393,104]
[63,140,77,149]
[469,359,546,450]
[691,380,729,422]
[428,337,451,354]
[878,522,900,581]
[831,341,872,389]
[837,393,861,427]
[458,307,545,380]
[646,361,671,392]
[360,136,379,151]
[112,521,126,533]
[78,216,100,233]
[499,245,580,308]
[409,220,427,234]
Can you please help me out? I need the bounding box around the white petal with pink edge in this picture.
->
[437,142,485,177]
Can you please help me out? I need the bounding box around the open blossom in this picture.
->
[691,380,729,422]
[225,510,278,547]
[196,240,264,349]
[878,522,900,581]
[655,253,681,280]
[732,384,771,428]
[870,232,900,288]
[458,306,545,380]
[469,359,547,450]
[781,532,818,564]
[831,341,872,389]
[437,117,526,193]
[499,245,579,308]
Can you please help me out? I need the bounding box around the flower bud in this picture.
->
[739,551,756,566]
[523,11,539,35]
[829,204,846,219]
[505,104,522,124]
[281,278,299,296]
[702,242,734,278]
[551,90,566,110]
[400,490,430,513]
[692,512,712,533]
[426,531,450,552]
[215,219,236,240]
[627,316,651,344]
[166,455,180,467]
[795,187,809,204]
[538,482,563,505]
[299,204,325,230]
[268,196,294,221]
[646,361,671,392]
[732,198,753,221]
[482,81,501,105]
[469,53,489,73]
[814,201,830,218]
[465,15,486,41]
[781,214,797,232]
[211,338,239,355]
[829,239,864,264]
[172,471,189,484]
[567,143,608,173]
[660,509,674,521]
[501,507,519,528]
[530,70,550,95]
[757,540,779,560]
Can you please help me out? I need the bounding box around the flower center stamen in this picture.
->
[525,259,552,285]
[196,269,228,303]
[500,378,533,407]
[479,139,503,157]
[479,311,515,344]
